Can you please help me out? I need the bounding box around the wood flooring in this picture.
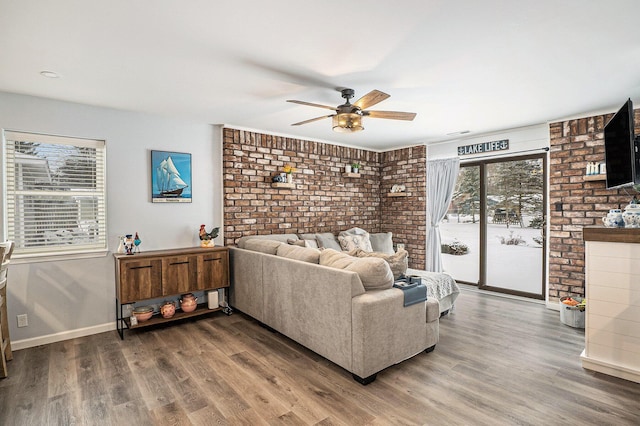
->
[1,288,639,425]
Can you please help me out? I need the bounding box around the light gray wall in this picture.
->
[0,91,223,347]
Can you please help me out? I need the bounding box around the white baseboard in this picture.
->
[581,349,640,384]
[11,322,116,351]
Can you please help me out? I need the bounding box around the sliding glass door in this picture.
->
[440,154,546,299]
[441,166,480,284]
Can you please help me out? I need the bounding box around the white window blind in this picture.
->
[3,131,107,258]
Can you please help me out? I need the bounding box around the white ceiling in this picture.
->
[1,0,640,150]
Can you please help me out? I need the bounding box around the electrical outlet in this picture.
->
[17,314,28,328]
[397,243,405,251]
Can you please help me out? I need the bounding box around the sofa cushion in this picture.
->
[297,234,320,249]
[369,232,394,255]
[319,249,393,290]
[338,234,373,252]
[349,248,408,279]
[287,238,307,247]
[315,233,342,251]
[237,233,299,249]
[243,239,283,255]
[277,243,321,263]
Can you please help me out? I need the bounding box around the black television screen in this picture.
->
[604,98,637,189]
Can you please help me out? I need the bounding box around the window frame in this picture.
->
[1,130,108,263]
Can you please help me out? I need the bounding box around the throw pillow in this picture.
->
[345,257,394,290]
[277,244,321,263]
[319,249,393,290]
[315,233,342,251]
[369,232,394,254]
[348,248,408,279]
[297,233,320,249]
[236,233,299,249]
[338,234,373,252]
[338,227,369,237]
[287,238,307,247]
[243,239,283,255]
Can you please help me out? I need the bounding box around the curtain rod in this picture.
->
[459,146,549,162]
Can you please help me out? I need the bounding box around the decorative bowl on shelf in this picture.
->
[160,301,176,318]
[602,209,623,228]
[132,306,154,322]
[622,204,640,228]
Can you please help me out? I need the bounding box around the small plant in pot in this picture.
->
[351,162,361,173]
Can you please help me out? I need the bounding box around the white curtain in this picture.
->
[426,157,460,272]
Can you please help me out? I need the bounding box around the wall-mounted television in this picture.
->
[604,98,639,189]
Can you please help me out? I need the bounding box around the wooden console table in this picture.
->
[582,227,640,383]
[114,246,229,339]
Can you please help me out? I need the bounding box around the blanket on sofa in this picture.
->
[405,268,460,314]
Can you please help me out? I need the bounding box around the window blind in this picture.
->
[3,131,107,258]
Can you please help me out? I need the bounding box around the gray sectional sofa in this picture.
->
[229,233,440,384]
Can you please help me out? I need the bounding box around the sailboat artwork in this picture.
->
[157,157,187,197]
[151,151,192,203]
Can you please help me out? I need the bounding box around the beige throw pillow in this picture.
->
[277,244,321,263]
[287,238,307,247]
[244,239,283,255]
[319,249,393,290]
[349,248,408,279]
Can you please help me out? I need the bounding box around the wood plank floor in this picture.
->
[1,288,639,425]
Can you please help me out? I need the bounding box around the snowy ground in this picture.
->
[440,220,543,295]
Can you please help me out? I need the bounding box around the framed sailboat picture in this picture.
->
[151,150,192,203]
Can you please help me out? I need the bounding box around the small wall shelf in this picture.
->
[584,174,606,182]
[343,172,361,178]
[388,192,408,197]
[272,182,295,189]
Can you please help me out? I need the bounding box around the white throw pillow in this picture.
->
[338,234,373,252]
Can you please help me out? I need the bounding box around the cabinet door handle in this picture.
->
[204,258,221,262]
[130,265,152,270]
[169,261,190,265]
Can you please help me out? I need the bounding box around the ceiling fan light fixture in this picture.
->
[332,113,363,133]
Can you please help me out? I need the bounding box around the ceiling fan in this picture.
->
[287,88,417,133]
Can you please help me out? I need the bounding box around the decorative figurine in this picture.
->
[133,232,142,253]
[124,234,135,255]
[116,236,125,254]
[199,224,219,247]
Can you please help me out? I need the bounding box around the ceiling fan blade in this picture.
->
[365,110,417,121]
[291,114,334,126]
[287,100,336,111]
[353,90,390,109]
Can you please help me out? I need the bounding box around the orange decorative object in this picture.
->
[180,293,198,313]
[160,301,176,318]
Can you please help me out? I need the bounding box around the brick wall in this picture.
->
[381,146,427,269]
[548,109,640,301]
[222,127,427,268]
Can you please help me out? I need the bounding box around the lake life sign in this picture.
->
[458,139,509,156]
